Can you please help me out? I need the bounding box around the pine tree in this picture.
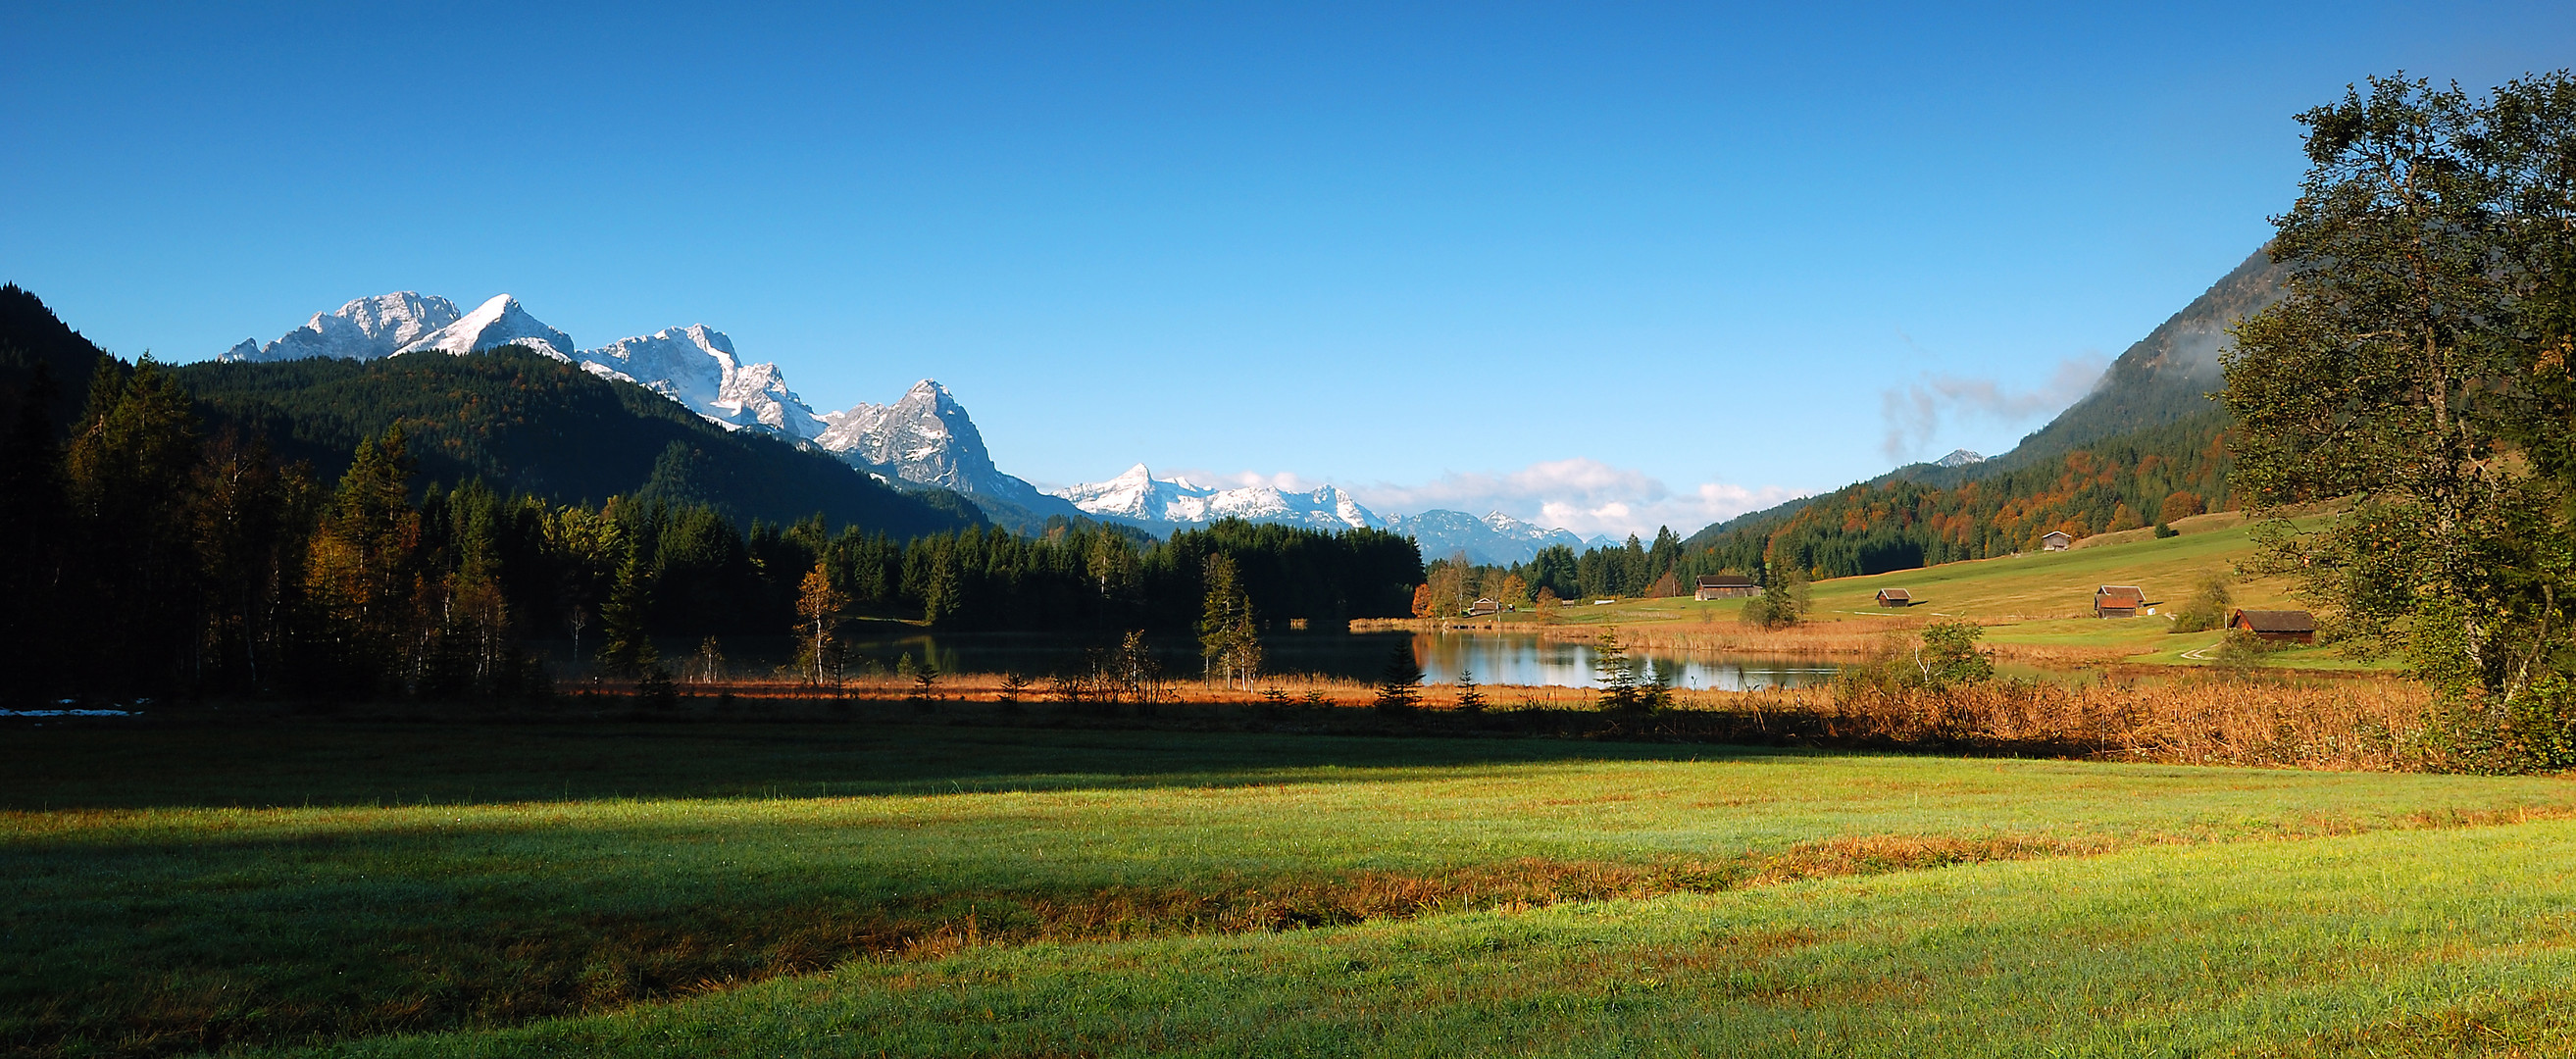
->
[63,358,204,693]
[1198,553,1257,688]
[1372,641,1423,714]
[307,428,425,691]
[1456,668,1487,712]
[596,544,658,679]
[189,429,308,693]
[1593,629,1644,710]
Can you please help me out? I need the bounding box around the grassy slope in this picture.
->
[6,725,2574,1056]
[1540,514,2366,669]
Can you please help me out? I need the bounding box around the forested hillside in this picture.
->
[1688,408,2233,578]
[172,351,981,536]
[2,283,979,537]
[1665,247,2280,580]
[0,283,113,430]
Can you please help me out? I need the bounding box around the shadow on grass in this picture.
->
[0,716,1813,811]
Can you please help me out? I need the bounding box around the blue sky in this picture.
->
[6,2,2571,537]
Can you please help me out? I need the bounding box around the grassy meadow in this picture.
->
[8,721,2576,1056]
[1496,513,2372,672]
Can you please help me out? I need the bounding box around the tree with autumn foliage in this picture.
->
[794,558,847,685]
[2227,72,2576,704]
[304,427,428,690]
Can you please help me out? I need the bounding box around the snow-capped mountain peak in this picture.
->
[1051,464,1204,521]
[1936,448,1987,467]
[218,291,464,363]
[1049,466,1592,563]
[395,294,576,361]
[1049,467,1378,532]
[573,324,825,439]
[814,380,1056,508]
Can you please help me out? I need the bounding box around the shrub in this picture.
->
[2169,572,2233,633]
[2413,676,2576,774]
[1915,620,1994,688]
[2215,628,2277,669]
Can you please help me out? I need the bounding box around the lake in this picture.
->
[531,628,1842,691]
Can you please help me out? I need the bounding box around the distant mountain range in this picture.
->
[1045,464,1596,564]
[218,292,1599,560]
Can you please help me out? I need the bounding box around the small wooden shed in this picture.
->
[2040,530,2074,552]
[1694,575,1762,601]
[1876,588,1912,608]
[2095,585,2145,619]
[1466,597,1501,617]
[2230,609,2316,643]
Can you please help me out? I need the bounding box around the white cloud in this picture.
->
[1880,354,2108,462]
[1351,458,1802,540]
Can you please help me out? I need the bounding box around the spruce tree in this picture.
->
[63,358,203,693]
[596,545,658,679]
[1372,641,1423,714]
[1198,553,1256,687]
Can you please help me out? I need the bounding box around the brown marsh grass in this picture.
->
[631,666,2434,772]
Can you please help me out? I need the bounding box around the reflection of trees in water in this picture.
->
[523,630,1840,689]
[1409,632,1841,691]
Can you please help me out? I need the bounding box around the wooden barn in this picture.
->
[2041,530,2074,552]
[2230,609,2316,643]
[1693,575,1761,601]
[1876,588,1912,607]
[2095,585,2145,619]
[1466,598,1502,617]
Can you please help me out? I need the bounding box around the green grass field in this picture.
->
[8,722,2576,1056]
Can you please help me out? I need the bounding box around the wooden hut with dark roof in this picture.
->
[2229,609,2316,643]
[2094,585,2145,619]
[1875,588,1912,608]
[1693,575,1761,601]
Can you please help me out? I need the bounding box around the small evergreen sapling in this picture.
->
[1456,668,1488,712]
[1373,642,1423,714]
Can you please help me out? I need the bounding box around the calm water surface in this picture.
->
[533,629,1841,691]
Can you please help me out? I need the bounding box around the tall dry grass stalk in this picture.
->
[624,667,2436,773]
[1539,619,1923,655]
[1662,677,2434,771]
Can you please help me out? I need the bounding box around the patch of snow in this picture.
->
[574,325,826,439]
[395,294,576,361]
